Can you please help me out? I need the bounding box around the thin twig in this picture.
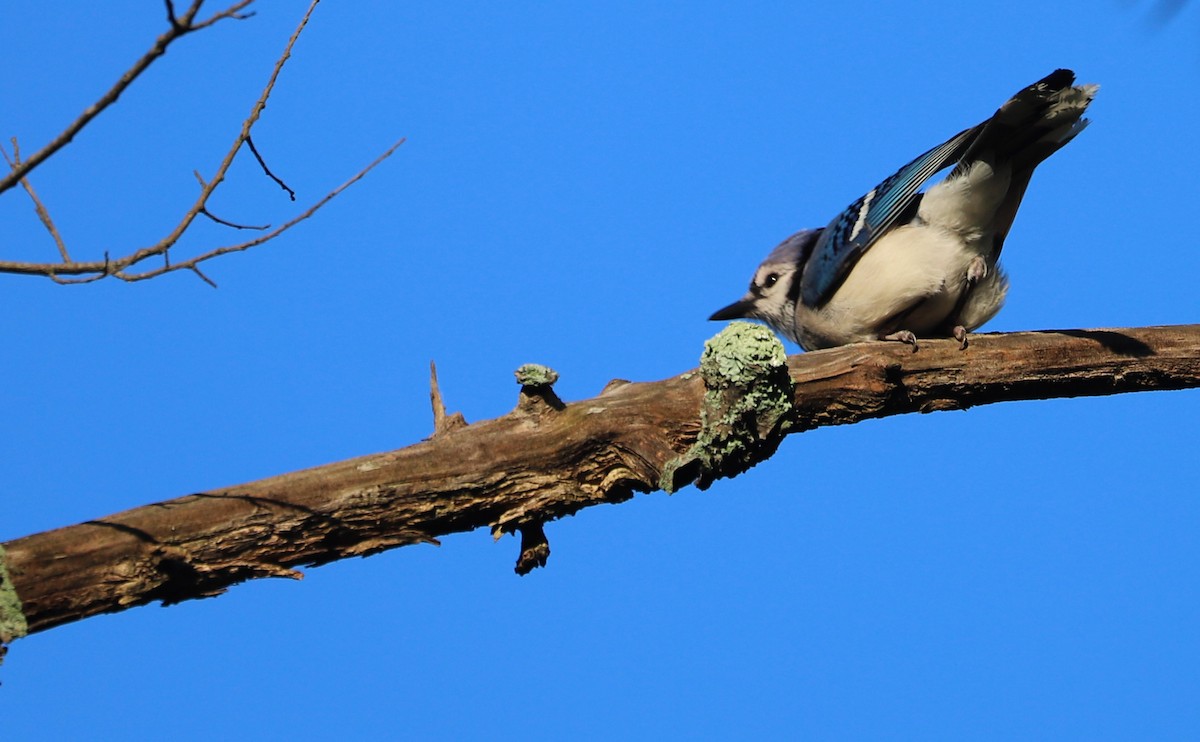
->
[0,0,400,287]
[109,0,320,274]
[199,207,269,231]
[115,137,405,282]
[189,265,218,288]
[0,0,255,197]
[0,139,71,262]
[13,137,403,284]
[191,1,257,30]
[245,135,296,201]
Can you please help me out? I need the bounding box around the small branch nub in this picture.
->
[515,363,565,415]
[515,522,550,575]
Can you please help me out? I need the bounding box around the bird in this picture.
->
[709,69,1097,351]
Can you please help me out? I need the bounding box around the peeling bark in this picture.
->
[3,324,1199,640]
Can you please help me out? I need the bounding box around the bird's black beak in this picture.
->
[708,298,755,322]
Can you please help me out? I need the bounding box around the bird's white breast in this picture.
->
[795,223,1008,349]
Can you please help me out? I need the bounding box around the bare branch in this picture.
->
[113,137,405,283]
[4,324,1199,637]
[0,136,404,281]
[198,207,269,231]
[0,0,398,287]
[189,264,218,288]
[191,0,257,30]
[0,0,256,197]
[130,0,319,262]
[0,139,71,262]
[246,135,296,201]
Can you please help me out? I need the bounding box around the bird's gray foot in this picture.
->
[882,329,919,352]
[953,325,969,350]
[966,255,987,286]
[946,257,987,350]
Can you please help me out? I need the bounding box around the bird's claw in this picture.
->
[883,329,919,352]
[966,255,988,286]
[953,325,969,350]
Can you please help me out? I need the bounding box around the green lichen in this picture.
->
[0,544,28,645]
[661,322,795,492]
[514,363,560,387]
[699,322,789,387]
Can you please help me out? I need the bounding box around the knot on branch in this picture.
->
[661,322,795,492]
[601,378,631,395]
[514,363,565,416]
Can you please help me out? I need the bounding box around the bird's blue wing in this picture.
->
[800,126,979,308]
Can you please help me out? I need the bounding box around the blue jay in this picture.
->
[710,69,1097,351]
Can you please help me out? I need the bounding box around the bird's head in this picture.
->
[709,229,819,344]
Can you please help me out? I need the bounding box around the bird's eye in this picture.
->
[763,273,780,288]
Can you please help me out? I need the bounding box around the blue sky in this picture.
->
[2,1,1199,739]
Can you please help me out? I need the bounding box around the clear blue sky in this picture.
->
[3,1,1199,739]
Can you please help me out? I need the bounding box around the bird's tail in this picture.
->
[955,68,1099,177]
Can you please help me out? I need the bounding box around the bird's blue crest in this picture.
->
[763,229,821,268]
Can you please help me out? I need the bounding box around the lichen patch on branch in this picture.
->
[0,545,29,658]
[661,322,795,493]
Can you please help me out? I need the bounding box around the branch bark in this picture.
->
[3,324,1198,641]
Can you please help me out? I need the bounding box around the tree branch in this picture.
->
[3,324,1198,641]
[0,0,402,286]
[0,0,256,197]
[0,140,71,262]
